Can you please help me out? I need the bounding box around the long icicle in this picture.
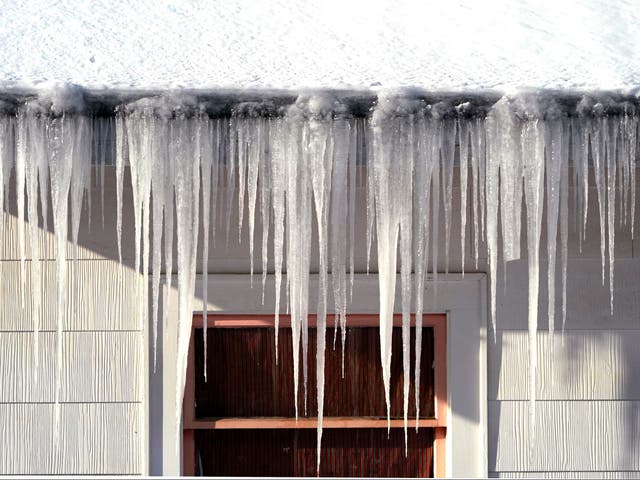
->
[413,113,432,427]
[151,116,167,372]
[309,105,334,473]
[26,115,44,384]
[398,116,414,454]
[546,117,566,359]
[522,118,545,443]
[48,113,77,442]
[199,118,213,381]
[269,118,286,363]
[458,118,469,276]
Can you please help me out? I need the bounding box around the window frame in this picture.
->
[153,273,488,477]
[182,313,447,477]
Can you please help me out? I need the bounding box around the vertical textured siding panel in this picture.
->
[493,472,640,478]
[0,331,141,402]
[0,260,138,330]
[489,331,640,400]
[0,254,144,474]
[489,401,640,472]
[0,403,140,474]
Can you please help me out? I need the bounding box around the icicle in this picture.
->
[365,121,376,275]
[570,118,587,253]
[470,118,481,268]
[225,117,236,247]
[629,115,637,240]
[0,115,11,212]
[246,118,262,285]
[496,102,523,265]
[477,118,487,244]
[484,106,500,343]
[84,136,93,235]
[26,115,45,383]
[348,119,357,303]
[545,117,566,350]
[413,113,431,427]
[284,106,311,419]
[398,116,414,454]
[15,111,27,308]
[458,118,469,275]
[620,113,629,229]
[237,117,248,242]
[606,118,617,314]
[70,116,91,312]
[162,122,176,333]
[371,95,418,432]
[430,119,441,298]
[172,114,201,457]
[440,118,455,274]
[200,118,213,381]
[559,128,569,335]
[521,118,545,440]
[48,113,78,439]
[329,119,349,370]
[308,103,335,473]
[98,117,108,230]
[259,120,271,304]
[212,121,222,247]
[151,116,168,372]
[35,124,50,235]
[115,112,125,264]
[591,118,607,285]
[371,103,398,431]
[126,110,153,334]
[579,120,590,246]
[269,118,286,362]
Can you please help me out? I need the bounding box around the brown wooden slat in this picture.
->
[194,427,434,477]
[193,326,435,419]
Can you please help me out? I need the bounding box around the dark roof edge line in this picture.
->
[0,86,638,118]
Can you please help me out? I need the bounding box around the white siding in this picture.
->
[493,472,640,479]
[0,183,145,475]
[0,403,140,474]
[0,331,141,402]
[489,401,640,471]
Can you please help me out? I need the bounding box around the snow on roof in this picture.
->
[1,0,639,93]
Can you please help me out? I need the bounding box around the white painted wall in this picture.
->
[1,164,639,477]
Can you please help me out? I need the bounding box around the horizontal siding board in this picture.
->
[0,260,139,331]
[496,259,640,331]
[489,330,640,400]
[489,400,640,472]
[0,331,141,402]
[492,472,640,479]
[0,402,141,474]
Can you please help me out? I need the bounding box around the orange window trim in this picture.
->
[183,313,447,478]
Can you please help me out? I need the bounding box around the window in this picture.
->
[182,313,447,477]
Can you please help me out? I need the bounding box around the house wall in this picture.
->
[0,169,146,475]
[1,164,639,477]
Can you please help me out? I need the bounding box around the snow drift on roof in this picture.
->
[0,0,639,92]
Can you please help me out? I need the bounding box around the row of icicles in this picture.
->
[0,93,638,470]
